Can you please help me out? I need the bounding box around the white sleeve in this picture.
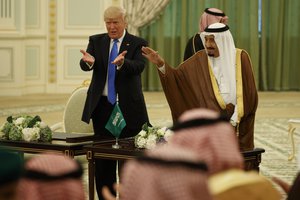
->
[85,56,95,69]
[157,64,166,74]
[230,105,238,124]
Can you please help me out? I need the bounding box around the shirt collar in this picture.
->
[110,30,126,44]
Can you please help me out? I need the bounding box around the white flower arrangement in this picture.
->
[0,115,52,142]
[134,123,173,149]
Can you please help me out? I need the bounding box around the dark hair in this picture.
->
[137,156,208,171]
[23,160,83,181]
[170,114,228,132]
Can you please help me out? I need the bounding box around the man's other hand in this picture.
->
[141,46,165,67]
[80,49,95,65]
[112,51,127,66]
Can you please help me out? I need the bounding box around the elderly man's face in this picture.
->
[105,15,127,39]
[204,35,220,57]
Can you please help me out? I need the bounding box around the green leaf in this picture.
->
[27,115,42,128]
[39,126,52,142]
[8,126,23,141]
[142,123,149,132]
[7,116,13,123]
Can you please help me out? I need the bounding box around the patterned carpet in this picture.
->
[0,104,65,117]
[255,117,299,184]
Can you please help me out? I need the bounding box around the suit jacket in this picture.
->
[80,31,149,129]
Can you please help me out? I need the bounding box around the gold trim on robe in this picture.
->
[207,48,244,129]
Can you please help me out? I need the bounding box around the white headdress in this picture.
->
[200,23,238,122]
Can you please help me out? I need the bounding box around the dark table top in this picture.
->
[0,132,97,156]
[84,137,265,160]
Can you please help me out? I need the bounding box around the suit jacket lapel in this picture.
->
[120,31,131,53]
[102,35,111,71]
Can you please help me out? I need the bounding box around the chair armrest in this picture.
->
[50,122,63,132]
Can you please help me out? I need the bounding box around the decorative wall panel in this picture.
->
[57,40,92,85]
[25,0,39,28]
[25,46,40,79]
[0,48,13,81]
[0,0,15,30]
[65,47,88,79]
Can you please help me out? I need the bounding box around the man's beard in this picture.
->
[207,48,215,57]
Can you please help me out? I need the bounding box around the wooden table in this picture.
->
[0,133,95,157]
[84,138,265,200]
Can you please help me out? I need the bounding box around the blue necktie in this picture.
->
[108,39,118,104]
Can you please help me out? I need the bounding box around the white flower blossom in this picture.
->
[145,138,157,149]
[148,133,157,142]
[157,127,167,137]
[138,130,147,137]
[164,129,174,141]
[39,121,47,128]
[135,124,174,149]
[14,117,25,126]
[22,127,40,142]
[137,137,147,148]
[145,133,157,149]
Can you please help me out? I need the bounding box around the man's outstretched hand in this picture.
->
[141,46,165,67]
[80,49,95,65]
[112,51,127,66]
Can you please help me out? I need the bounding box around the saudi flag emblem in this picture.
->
[105,104,126,138]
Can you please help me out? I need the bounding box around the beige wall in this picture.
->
[0,0,123,96]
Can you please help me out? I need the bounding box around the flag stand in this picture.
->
[115,160,120,200]
[112,137,121,149]
[105,99,126,149]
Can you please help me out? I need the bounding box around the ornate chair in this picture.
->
[51,80,93,134]
[287,119,300,161]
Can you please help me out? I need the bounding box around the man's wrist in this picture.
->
[117,62,124,70]
[157,60,165,68]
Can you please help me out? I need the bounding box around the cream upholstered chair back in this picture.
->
[54,79,93,134]
[63,88,93,133]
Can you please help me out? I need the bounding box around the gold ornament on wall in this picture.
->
[48,0,57,83]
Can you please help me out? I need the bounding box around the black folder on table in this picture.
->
[52,132,95,143]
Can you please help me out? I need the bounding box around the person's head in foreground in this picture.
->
[169,108,244,175]
[16,153,85,200]
[199,8,229,33]
[0,149,23,200]
[121,144,213,200]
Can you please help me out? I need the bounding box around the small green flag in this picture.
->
[105,104,126,138]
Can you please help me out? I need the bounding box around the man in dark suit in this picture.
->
[80,5,149,200]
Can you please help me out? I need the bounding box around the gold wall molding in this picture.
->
[48,0,57,83]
